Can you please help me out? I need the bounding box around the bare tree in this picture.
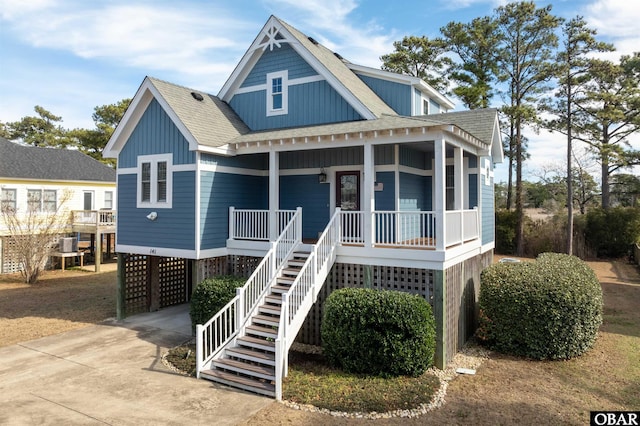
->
[1,190,73,283]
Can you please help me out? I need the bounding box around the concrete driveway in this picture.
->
[0,304,271,425]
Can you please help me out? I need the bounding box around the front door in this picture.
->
[336,171,361,242]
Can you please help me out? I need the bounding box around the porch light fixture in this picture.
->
[318,168,327,183]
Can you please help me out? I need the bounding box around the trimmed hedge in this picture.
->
[321,288,436,377]
[478,253,602,360]
[189,275,245,333]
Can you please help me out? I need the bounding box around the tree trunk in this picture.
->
[506,121,515,210]
[601,129,610,209]
[515,117,525,256]
[566,85,574,255]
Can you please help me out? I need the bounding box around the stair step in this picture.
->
[200,369,275,397]
[292,251,311,259]
[281,268,300,276]
[246,324,278,339]
[258,304,281,315]
[287,260,306,268]
[213,358,276,381]
[226,346,275,365]
[265,294,283,305]
[271,284,291,294]
[277,276,295,284]
[237,335,276,352]
[252,314,280,327]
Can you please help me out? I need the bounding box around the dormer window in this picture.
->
[266,71,288,116]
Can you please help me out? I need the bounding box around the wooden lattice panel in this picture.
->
[1,236,23,274]
[228,255,261,278]
[198,256,229,281]
[159,257,189,308]
[296,262,435,346]
[124,255,148,315]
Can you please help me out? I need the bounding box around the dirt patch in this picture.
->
[0,266,117,347]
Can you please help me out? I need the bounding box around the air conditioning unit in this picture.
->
[59,237,78,253]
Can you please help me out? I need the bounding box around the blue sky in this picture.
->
[1,0,638,182]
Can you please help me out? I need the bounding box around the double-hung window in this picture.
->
[266,71,288,116]
[137,154,173,208]
[27,189,42,212]
[104,191,113,209]
[1,188,16,212]
[26,189,57,212]
[43,190,57,212]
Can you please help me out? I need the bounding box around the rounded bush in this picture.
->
[189,276,245,333]
[321,288,436,377]
[478,253,602,360]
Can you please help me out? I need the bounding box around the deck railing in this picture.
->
[373,211,436,248]
[196,208,302,378]
[71,210,116,227]
[445,208,479,246]
[228,208,296,241]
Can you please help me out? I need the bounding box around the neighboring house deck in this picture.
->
[0,138,117,273]
[104,16,503,399]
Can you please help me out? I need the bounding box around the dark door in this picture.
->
[336,171,360,210]
[336,171,361,242]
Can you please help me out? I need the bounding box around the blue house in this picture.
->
[105,16,503,399]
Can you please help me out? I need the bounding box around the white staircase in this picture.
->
[196,208,341,399]
[199,250,311,397]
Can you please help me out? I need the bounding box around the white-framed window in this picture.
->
[104,191,113,209]
[446,165,455,211]
[43,190,57,212]
[137,154,173,208]
[1,188,16,212]
[423,98,429,115]
[27,189,42,212]
[266,71,288,116]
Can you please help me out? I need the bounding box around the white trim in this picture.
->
[195,152,202,259]
[481,242,495,254]
[136,153,173,209]
[234,75,325,95]
[199,247,230,259]
[266,70,288,116]
[200,164,267,177]
[116,244,196,259]
[117,167,137,175]
[172,164,197,172]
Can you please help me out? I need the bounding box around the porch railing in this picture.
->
[228,208,296,241]
[71,210,116,227]
[196,208,302,378]
[445,208,479,246]
[374,211,436,248]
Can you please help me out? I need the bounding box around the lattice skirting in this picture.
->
[295,263,435,347]
[121,254,191,316]
[1,235,59,274]
[196,255,261,282]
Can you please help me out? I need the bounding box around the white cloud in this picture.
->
[584,0,640,58]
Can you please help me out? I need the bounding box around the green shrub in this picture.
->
[584,207,640,258]
[495,209,518,255]
[321,288,435,377]
[189,275,245,333]
[478,253,602,360]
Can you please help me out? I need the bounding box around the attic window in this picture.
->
[137,154,173,208]
[266,71,288,116]
[191,92,204,101]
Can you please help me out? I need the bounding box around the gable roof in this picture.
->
[218,15,396,120]
[0,137,116,182]
[104,77,249,157]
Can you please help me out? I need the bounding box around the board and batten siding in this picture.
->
[279,175,330,240]
[240,43,318,87]
[356,75,412,116]
[374,171,395,211]
[399,145,431,170]
[230,80,363,131]
[200,171,268,250]
[118,99,195,168]
[201,153,268,170]
[117,172,196,250]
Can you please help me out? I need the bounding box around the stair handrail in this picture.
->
[196,207,302,379]
[274,208,341,400]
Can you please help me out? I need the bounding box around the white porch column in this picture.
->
[363,143,375,248]
[434,137,446,251]
[269,151,279,241]
[454,146,463,210]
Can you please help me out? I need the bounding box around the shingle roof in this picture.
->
[231,113,491,149]
[0,137,116,182]
[148,77,249,148]
[275,17,397,119]
[426,108,499,145]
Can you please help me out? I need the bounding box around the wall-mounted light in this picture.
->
[146,211,158,221]
[318,167,328,183]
